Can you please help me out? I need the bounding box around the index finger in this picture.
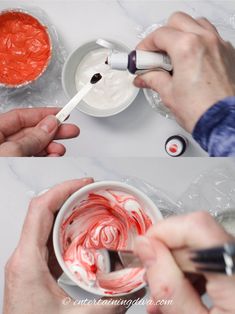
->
[0,107,61,137]
[147,211,232,249]
[18,178,94,251]
[167,12,206,34]
[136,26,183,57]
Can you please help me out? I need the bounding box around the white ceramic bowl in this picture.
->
[53,180,162,296]
[62,40,139,117]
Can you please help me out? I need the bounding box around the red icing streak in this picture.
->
[98,269,144,294]
[0,11,51,86]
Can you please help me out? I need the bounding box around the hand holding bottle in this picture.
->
[134,12,235,133]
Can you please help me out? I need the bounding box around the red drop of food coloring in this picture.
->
[90,264,97,273]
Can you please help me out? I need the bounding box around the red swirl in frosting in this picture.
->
[0,11,51,86]
[61,189,152,294]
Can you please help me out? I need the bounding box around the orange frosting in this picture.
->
[0,11,51,87]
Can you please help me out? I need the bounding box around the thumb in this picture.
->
[17,115,59,156]
[134,70,172,95]
[0,115,59,157]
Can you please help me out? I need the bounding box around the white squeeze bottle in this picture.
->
[106,50,173,74]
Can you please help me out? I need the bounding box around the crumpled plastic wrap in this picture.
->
[0,5,67,113]
[178,165,235,214]
[122,164,235,235]
[121,176,181,218]
[177,163,235,235]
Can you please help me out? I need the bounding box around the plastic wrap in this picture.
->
[121,176,180,218]
[122,165,235,235]
[178,163,235,235]
[0,5,67,113]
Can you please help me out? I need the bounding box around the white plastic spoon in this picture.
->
[56,73,102,123]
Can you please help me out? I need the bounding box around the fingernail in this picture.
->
[37,188,49,196]
[134,77,148,89]
[38,115,58,133]
[82,177,94,183]
[135,236,156,268]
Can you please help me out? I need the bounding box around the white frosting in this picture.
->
[75,48,136,110]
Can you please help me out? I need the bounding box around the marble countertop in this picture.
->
[1,0,235,157]
[0,157,234,311]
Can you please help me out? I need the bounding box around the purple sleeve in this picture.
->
[192,96,235,157]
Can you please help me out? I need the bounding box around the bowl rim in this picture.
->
[53,180,163,296]
[0,8,52,89]
[62,39,140,118]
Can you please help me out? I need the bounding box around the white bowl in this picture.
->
[62,40,139,117]
[53,180,162,296]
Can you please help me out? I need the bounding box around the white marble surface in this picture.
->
[0,157,234,312]
[1,0,235,157]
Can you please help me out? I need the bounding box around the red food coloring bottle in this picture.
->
[165,135,188,157]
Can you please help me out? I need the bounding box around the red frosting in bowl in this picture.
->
[61,189,153,295]
[0,11,51,87]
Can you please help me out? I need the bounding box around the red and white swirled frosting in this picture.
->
[61,189,153,294]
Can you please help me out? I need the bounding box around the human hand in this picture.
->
[0,107,80,157]
[3,178,144,314]
[134,211,235,314]
[134,12,235,132]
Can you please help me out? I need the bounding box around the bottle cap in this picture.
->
[107,52,128,70]
[165,135,188,157]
